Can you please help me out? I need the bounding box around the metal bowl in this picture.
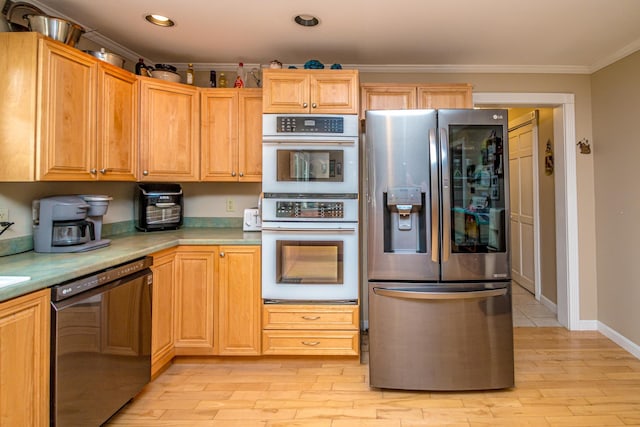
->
[150,69,181,83]
[84,49,125,68]
[25,14,84,47]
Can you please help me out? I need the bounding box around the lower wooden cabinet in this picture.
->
[149,244,261,367]
[0,289,50,426]
[217,246,261,355]
[262,304,359,356]
[173,246,217,355]
[150,248,177,375]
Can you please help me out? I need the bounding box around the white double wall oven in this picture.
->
[261,114,359,302]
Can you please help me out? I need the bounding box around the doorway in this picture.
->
[474,92,579,330]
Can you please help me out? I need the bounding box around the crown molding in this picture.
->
[589,37,640,73]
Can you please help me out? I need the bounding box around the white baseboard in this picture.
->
[598,321,640,360]
[540,294,557,314]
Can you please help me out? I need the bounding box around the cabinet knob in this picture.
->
[239,172,244,177]
[99,168,107,174]
[90,169,97,174]
[312,103,317,108]
[220,252,225,257]
[303,102,308,108]
[143,170,149,176]
[231,171,236,177]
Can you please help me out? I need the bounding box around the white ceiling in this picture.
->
[25,0,640,73]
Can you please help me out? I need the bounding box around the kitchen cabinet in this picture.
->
[139,76,200,181]
[262,69,359,114]
[150,248,176,376]
[0,33,138,181]
[0,289,50,426]
[262,304,359,356]
[151,245,262,359]
[360,83,473,118]
[201,88,262,182]
[217,245,261,355]
[173,246,217,355]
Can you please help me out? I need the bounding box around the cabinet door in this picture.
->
[238,90,263,182]
[0,289,50,426]
[139,78,200,181]
[417,84,473,109]
[38,39,97,180]
[262,70,310,113]
[174,247,216,355]
[96,63,138,181]
[0,33,38,181]
[150,249,176,376]
[310,71,359,114]
[200,89,238,181]
[217,246,261,355]
[360,84,417,118]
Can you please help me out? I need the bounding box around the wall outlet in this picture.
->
[0,208,8,223]
[226,199,235,212]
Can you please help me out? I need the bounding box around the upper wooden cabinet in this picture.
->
[360,83,473,118]
[201,88,262,182]
[0,33,138,181]
[262,69,359,114]
[139,77,200,181]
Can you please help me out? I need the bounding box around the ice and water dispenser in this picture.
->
[383,186,427,253]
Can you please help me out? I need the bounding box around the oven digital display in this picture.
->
[275,201,344,218]
[277,116,344,133]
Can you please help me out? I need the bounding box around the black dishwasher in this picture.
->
[50,257,153,426]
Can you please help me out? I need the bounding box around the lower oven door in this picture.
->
[261,222,359,301]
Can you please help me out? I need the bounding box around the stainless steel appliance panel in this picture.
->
[365,109,439,281]
[368,281,514,391]
[438,109,511,281]
[51,266,152,426]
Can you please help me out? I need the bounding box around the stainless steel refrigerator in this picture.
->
[365,109,514,391]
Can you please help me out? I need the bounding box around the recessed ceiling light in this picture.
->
[145,14,175,27]
[294,14,319,27]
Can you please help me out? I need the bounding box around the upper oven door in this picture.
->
[262,139,358,194]
[262,114,359,195]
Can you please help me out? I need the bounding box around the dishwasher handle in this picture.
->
[373,286,507,300]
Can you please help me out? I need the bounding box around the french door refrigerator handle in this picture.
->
[429,128,439,263]
[373,287,508,300]
[440,127,451,262]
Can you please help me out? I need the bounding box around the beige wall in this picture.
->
[591,50,640,344]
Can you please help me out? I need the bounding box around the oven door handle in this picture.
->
[261,226,357,233]
[262,139,356,145]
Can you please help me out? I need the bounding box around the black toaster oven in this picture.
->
[135,183,183,231]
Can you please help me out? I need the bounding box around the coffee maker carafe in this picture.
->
[33,195,112,253]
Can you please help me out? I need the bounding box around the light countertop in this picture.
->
[0,228,261,303]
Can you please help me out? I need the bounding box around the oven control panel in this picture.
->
[276,201,344,218]
[277,116,344,133]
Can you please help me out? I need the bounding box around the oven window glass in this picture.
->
[276,150,344,182]
[276,240,343,284]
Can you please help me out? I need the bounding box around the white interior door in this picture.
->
[509,121,536,293]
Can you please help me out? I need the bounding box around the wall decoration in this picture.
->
[545,139,554,175]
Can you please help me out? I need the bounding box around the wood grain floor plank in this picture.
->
[105,328,640,426]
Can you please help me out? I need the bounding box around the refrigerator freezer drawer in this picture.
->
[368,281,514,391]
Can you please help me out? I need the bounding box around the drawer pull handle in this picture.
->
[302,341,320,346]
[302,316,320,321]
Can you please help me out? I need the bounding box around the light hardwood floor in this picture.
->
[107,328,640,426]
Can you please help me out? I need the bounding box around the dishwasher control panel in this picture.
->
[51,256,153,302]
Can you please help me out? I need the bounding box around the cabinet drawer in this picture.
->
[262,330,359,356]
[262,304,359,330]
